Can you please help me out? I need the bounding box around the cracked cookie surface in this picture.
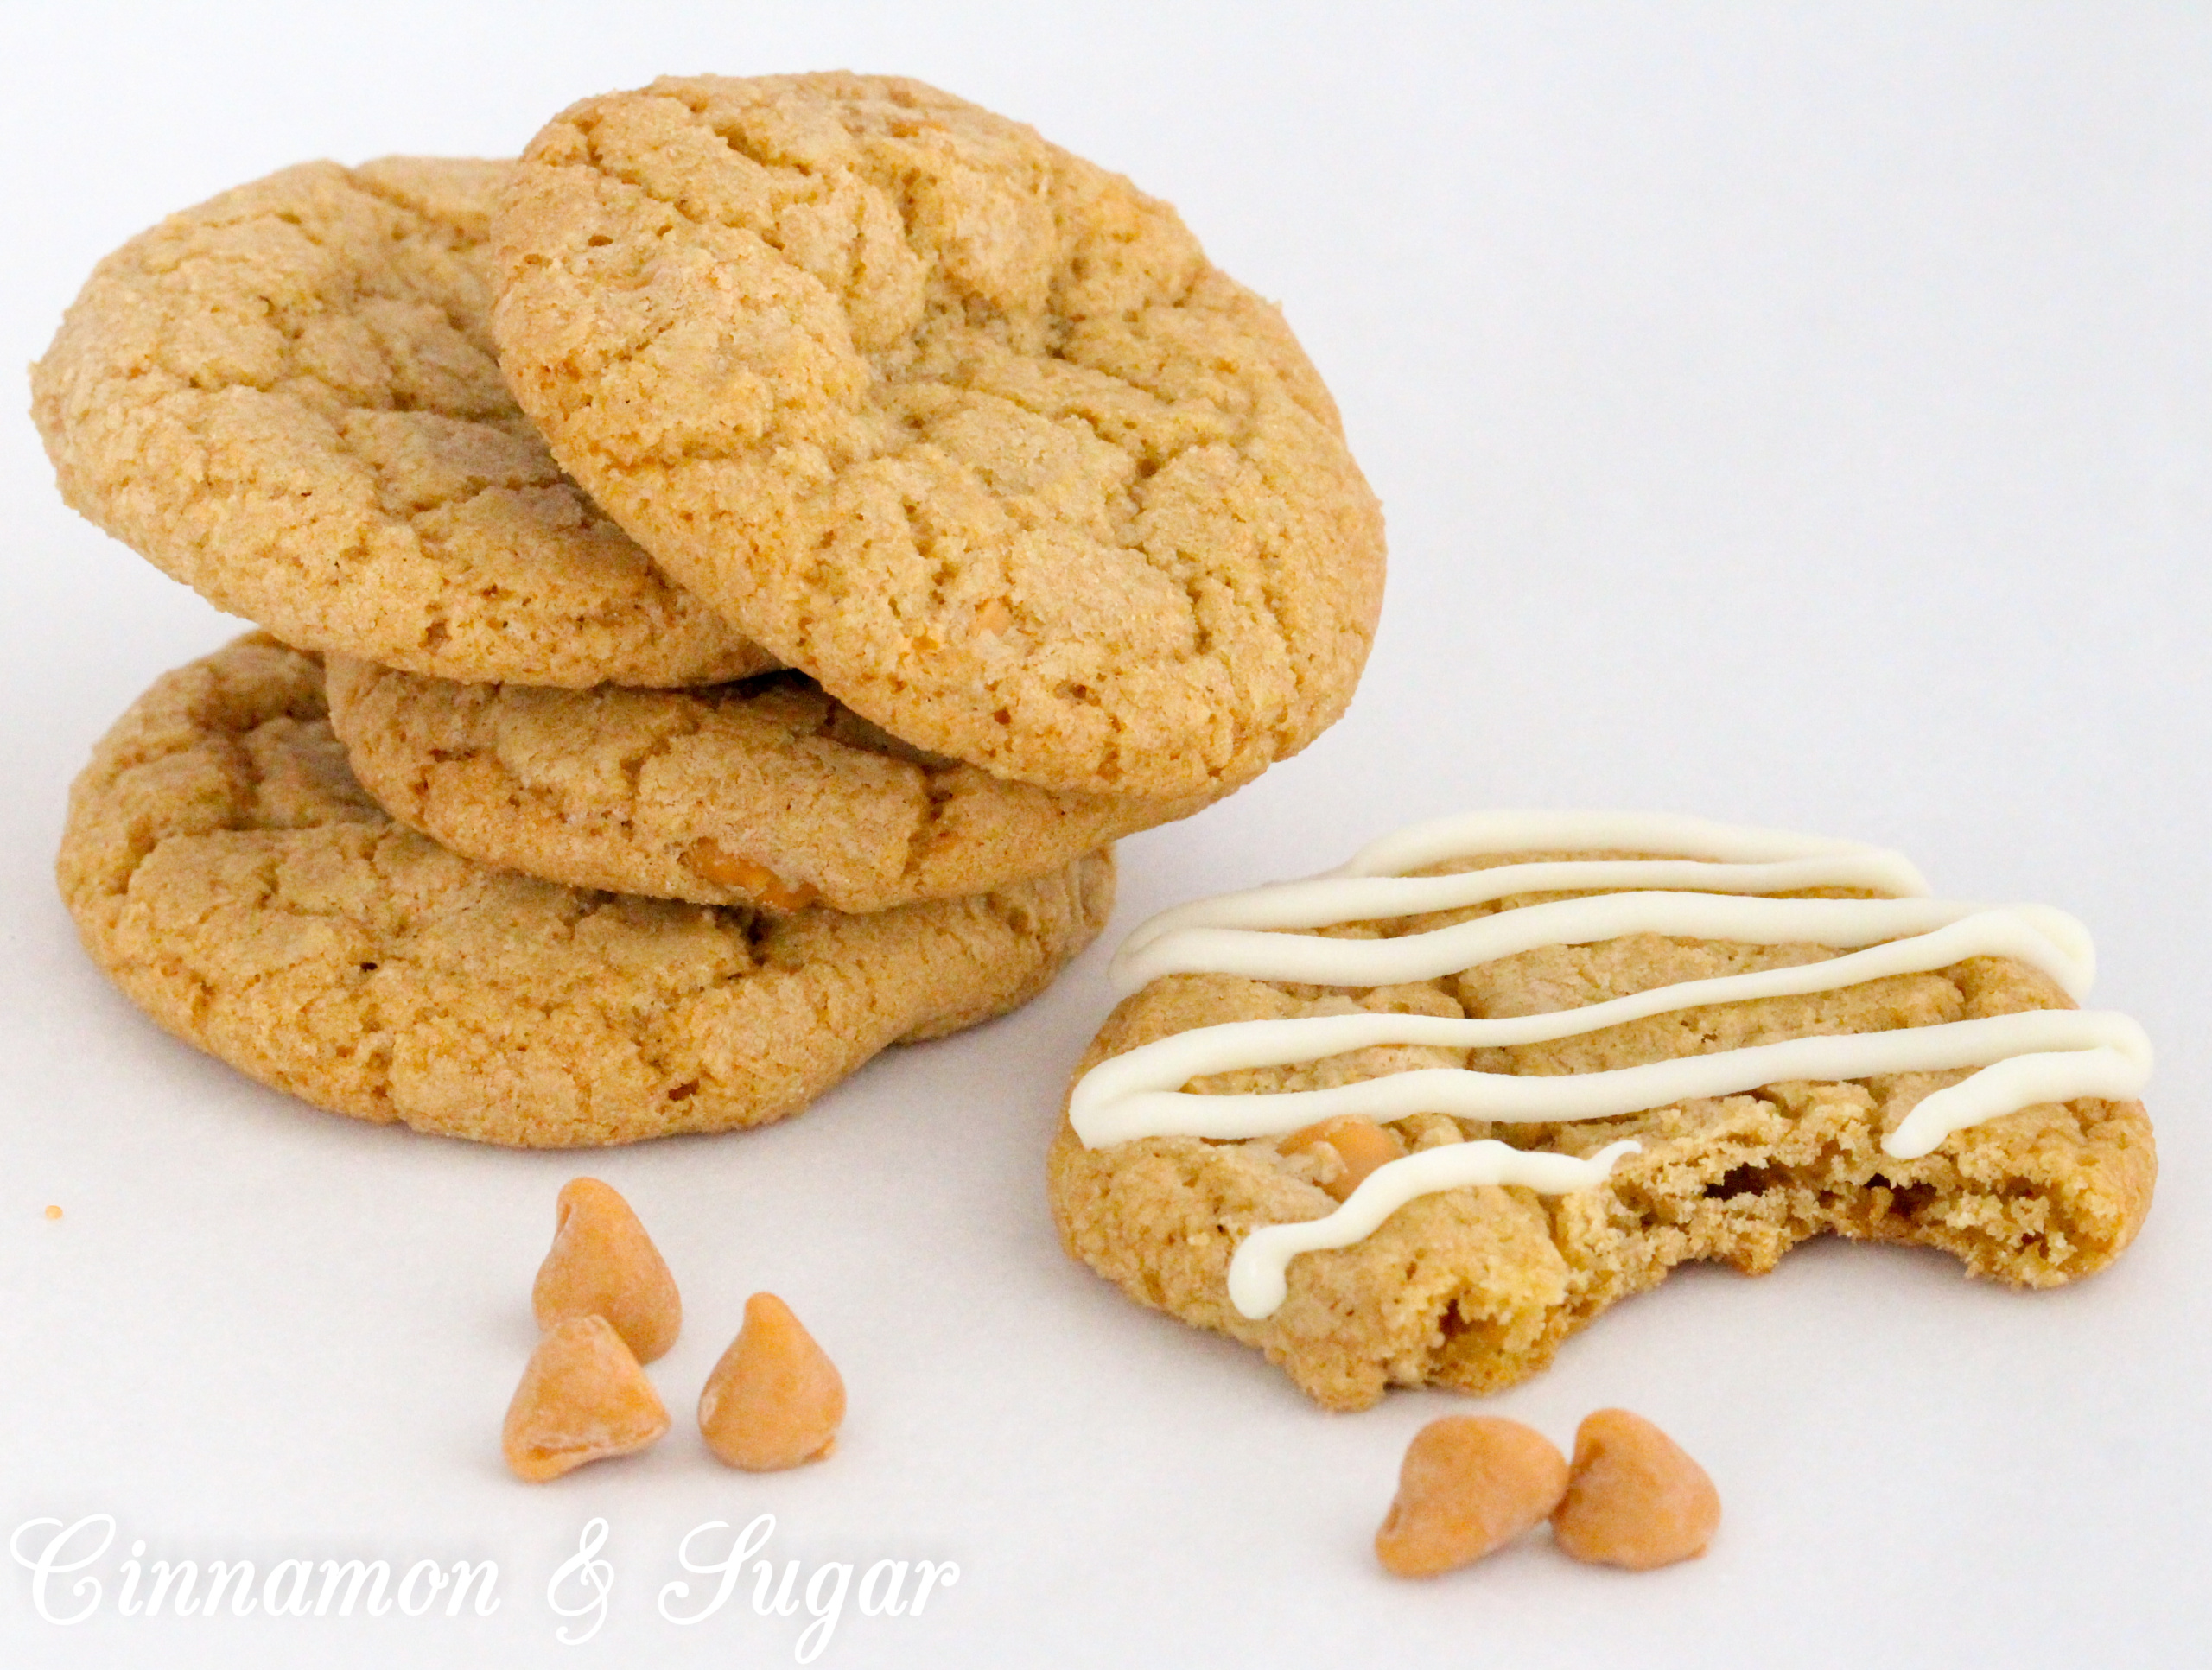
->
[327,655,1212,915]
[491,73,1385,798]
[1048,853,2155,1410]
[32,158,770,688]
[60,637,1114,1146]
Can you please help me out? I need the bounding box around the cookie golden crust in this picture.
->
[490,73,1385,799]
[1048,859,2156,1412]
[31,158,770,689]
[60,637,1114,1147]
[326,655,1213,915]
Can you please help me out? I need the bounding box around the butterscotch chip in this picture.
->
[502,1315,671,1483]
[490,73,1384,799]
[697,1293,845,1471]
[56,636,1116,1146]
[43,1205,62,1221]
[532,1178,682,1362]
[1375,1416,1568,1578]
[1278,1115,1403,1203]
[325,657,1211,915]
[682,841,819,913]
[1552,1409,1720,1570]
[29,158,768,689]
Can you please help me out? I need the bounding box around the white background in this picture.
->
[3,3,2206,1666]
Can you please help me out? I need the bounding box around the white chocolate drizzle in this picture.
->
[1230,1140,1643,1318]
[1072,811,2152,1320]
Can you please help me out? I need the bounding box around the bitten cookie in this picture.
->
[60,637,1113,1146]
[491,73,1385,800]
[324,657,1214,915]
[31,158,770,689]
[1049,812,2155,1410]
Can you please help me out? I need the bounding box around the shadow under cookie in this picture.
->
[60,636,1115,1146]
[325,656,1217,916]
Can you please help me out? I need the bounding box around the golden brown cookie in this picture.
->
[31,158,770,688]
[59,637,1113,1146]
[325,655,1213,915]
[490,73,1385,799]
[1049,818,2155,1409]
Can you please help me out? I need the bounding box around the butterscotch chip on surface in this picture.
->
[1375,1416,1568,1578]
[502,1315,671,1483]
[697,1293,845,1471]
[532,1178,682,1362]
[491,73,1384,800]
[1551,1408,1720,1570]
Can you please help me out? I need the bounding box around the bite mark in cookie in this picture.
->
[1049,811,2155,1409]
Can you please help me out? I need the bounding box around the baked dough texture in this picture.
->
[60,637,1114,1146]
[1048,856,2156,1410]
[326,655,1212,915]
[31,157,768,689]
[491,73,1385,799]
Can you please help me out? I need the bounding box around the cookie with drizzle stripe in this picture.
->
[1048,811,2157,1407]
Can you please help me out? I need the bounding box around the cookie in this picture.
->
[59,636,1113,1146]
[1048,812,2155,1410]
[490,73,1385,799]
[326,655,1214,914]
[31,158,770,689]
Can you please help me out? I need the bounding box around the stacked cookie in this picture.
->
[33,74,1385,1146]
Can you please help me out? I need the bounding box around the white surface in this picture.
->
[3,3,2206,1665]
